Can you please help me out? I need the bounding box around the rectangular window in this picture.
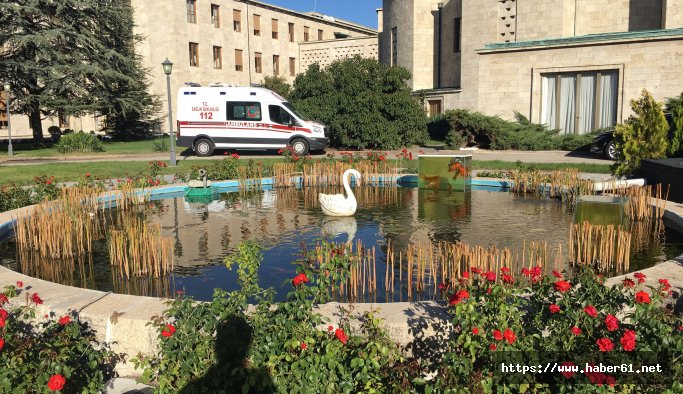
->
[253,14,261,36]
[304,26,310,42]
[186,0,196,23]
[213,46,222,69]
[289,57,296,76]
[233,9,241,32]
[269,105,296,126]
[255,52,262,73]
[189,42,199,67]
[318,29,324,40]
[391,27,398,66]
[235,49,243,71]
[272,19,279,39]
[288,23,295,42]
[428,100,443,117]
[454,18,461,53]
[541,70,619,134]
[211,4,220,28]
[273,55,280,75]
[227,102,262,121]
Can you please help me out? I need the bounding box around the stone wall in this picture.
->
[476,36,683,123]
[299,36,378,70]
[664,0,683,28]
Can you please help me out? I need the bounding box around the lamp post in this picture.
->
[162,58,176,167]
[3,82,12,157]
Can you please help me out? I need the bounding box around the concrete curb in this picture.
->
[1,180,682,377]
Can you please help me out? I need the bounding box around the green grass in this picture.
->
[0,158,612,186]
[0,139,162,157]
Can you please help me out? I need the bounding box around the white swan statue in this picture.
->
[321,216,358,243]
[318,169,361,216]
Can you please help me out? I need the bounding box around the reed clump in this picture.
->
[569,221,631,272]
[109,216,173,279]
[276,186,404,210]
[274,161,400,188]
[604,184,669,221]
[510,168,595,208]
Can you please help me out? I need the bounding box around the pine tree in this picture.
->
[0,0,160,143]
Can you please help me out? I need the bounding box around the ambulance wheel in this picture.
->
[290,138,309,156]
[194,138,214,157]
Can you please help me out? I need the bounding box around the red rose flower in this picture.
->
[502,274,514,284]
[58,316,71,326]
[231,153,240,159]
[0,294,6,305]
[328,325,334,332]
[596,337,614,352]
[335,328,348,345]
[489,344,497,351]
[633,272,646,283]
[503,328,517,344]
[0,337,4,351]
[493,329,503,341]
[500,267,510,274]
[31,293,43,305]
[584,305,598,318]
[0,318,4,328]
[620,329,636,351]
[659,279,671,291]
[438,283,447,291]
[622,278,635,288]
[448,289,470,306]
[85,172,91,178]
[472,327,480,335]
[484,271,496,282]
[635,291,651,304]
[552,270,562,278]
[470,267,482,275]
[560,361,576,379]
[16,281,23,288]
[161,324,176,338]
[554,280,572,292]
[300,342,307,350]
[292,273,309,287]
[549,304,561,314]
[462,271,470,279]
[47,374,66,391]
[0,309,6,319]
[604,314,619,332]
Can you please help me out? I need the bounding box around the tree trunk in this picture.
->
[29,101,44,145]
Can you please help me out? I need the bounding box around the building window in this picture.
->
[272,19,278,39]
[189,42,199,67]
[391,27,398,66]
[211,4,220,28]
[213,46,222,69]
[235,49,243,71]
[227,102,262,121]
[253,14,261,36]
[59,112,69,128]
[541,70,619,134]
[186,0,196,23]
[273,55,280,75]
[428,100,443,117]
[233,9,241,32]
[289,57,296,76]
[304,26,310,42]
[255,52,262,73]
[288,23,295,42]
[318,29,324,40]
[454,18,461,53]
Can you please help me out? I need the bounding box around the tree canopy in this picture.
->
[288,56,428,150]
[0,0,160,143]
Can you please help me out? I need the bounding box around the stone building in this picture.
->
[379,0,683,135]
[1,0,377,139]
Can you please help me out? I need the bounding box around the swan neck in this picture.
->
[343,170,354,199]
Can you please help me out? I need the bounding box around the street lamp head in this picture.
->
[438,2,444,9]
[162,58,173,76]
[3,82,9,92]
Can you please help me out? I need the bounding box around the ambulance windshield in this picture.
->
[283,102,304,121]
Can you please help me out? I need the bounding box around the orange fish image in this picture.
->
[421,174,441,191]
[448,161,467,181]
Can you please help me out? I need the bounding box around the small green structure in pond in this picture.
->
[418,155,472,192]
[574,195,628,226]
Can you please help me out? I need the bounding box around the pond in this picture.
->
[1,186,682,302]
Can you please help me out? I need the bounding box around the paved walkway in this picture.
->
[0,147,611,166]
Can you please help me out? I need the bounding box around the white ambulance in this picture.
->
[175,86,329,156]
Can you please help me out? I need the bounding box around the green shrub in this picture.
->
[665,92,683,157]
[289,56,428,150]
[54,132,104,153]
[152,137,168,152]
[0,176,61,211]
[427,114,451,141]
[443,109,594,151]
[613,89,669,176]
[263,75,292,100]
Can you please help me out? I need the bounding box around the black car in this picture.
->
[590,130,618,160]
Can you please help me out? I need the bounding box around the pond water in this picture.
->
[1,186,682,302]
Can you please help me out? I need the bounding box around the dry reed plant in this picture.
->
[275,186,404,210]
[510,168,595,208]
[568,222,631,272]
[108,216,173,279]
[273,161,400,188]
[604,184,669,221]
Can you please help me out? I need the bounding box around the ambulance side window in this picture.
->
[227,102,262,121]
[268,105,298,126]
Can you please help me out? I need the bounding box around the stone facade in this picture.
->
[2,0,376,138]
[299,36,378,70]
[380,0,683,127]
